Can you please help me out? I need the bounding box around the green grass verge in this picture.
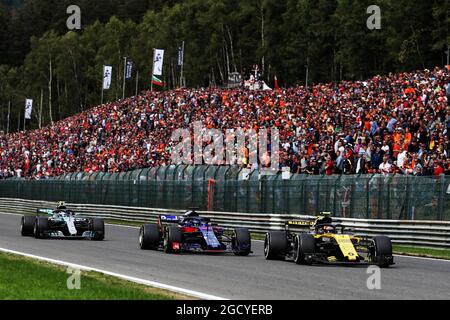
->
[250,233,266,241]
[392,245,450,260]
[105,218,145,227]
[0,252,192,300]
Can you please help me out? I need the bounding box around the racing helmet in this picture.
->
[316,212,333,225]
[56,201,67,210]
[184,209,199,217]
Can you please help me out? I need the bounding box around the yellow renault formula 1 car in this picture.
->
[264,212,394,267]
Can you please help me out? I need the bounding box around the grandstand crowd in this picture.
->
[1,67,450,179]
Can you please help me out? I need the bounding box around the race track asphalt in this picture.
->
[0,212,449,300]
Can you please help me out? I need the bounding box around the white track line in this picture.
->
[106,223,140,229]
[0,247,227,300]
[393,254,450,262]
[0,211,22,217]
[1,212,449,263]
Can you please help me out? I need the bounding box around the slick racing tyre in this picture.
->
[163,226,182,254]
[293,234,316,265]
[232,228,251,256]
[371,236,393,268]
[139,224,160,250]
[264,231,288,260]
[92,218,105,241]
[34,217,49,239]
[21,216,35,237]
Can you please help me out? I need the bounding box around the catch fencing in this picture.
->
[1,165,450,220]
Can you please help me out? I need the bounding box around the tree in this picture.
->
[382,0,438,71]
[0,0,447,133]
[0,4,10,65]
[96,16,137,101]
[333,0,387,80]
[431,0,450,64]
[24,31,61,124]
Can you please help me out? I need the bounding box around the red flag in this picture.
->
[274,76,281,91]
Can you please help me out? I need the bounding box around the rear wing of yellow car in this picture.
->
[286,220,313,226]
[285,212,335,231]
[285,220,314,231]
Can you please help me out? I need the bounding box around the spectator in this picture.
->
[325,155,334,175]
[335,152,344,174]
[0,67,449,179]
[379,155,392,175]
[371,146,383,169]
[397,148,408,168]
[434,161,444,177]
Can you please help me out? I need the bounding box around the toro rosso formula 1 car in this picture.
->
[20,202,105,240]
[139,209,251,255]
[264,212,394,267]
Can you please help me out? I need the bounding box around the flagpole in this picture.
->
[305,57,309,88]
[122,57,127,99]
[101,66,104,105]
[150,48,155,92]
[446,44,449,66]
[23,105,26,131]
[135,70,139,96]
[180,41,185,88]
[7,101,10,134]
[0,103,3,133]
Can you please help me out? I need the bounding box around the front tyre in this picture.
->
[163,226,182,254]
[21,216,35,236]
[264,232,288,260]
[92,218,105,241]
[293,234,315,265]
[232,228,251,256]
[371,236,393,268]
[34,217,49,239]
[139,224,161,250]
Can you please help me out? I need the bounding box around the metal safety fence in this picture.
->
[1,165,450,220]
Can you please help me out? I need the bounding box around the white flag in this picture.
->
[25,99,33,120]
[152,49,164,76]
[103,66,112,90]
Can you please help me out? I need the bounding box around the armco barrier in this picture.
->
[1,198,449,249]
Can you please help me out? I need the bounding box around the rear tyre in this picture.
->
[264,231,288,260]
[372,236,393,268]
[139,224,161,250]
[163,226,182,254]
[21,216,35,236]
[232,228,251,256]
[34,217,49,239]
[92,218,105,241]
[293,234,316,265]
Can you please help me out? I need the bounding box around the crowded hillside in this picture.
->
[0,67,450,179]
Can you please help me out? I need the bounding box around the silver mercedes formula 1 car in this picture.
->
[20,202,105,240]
